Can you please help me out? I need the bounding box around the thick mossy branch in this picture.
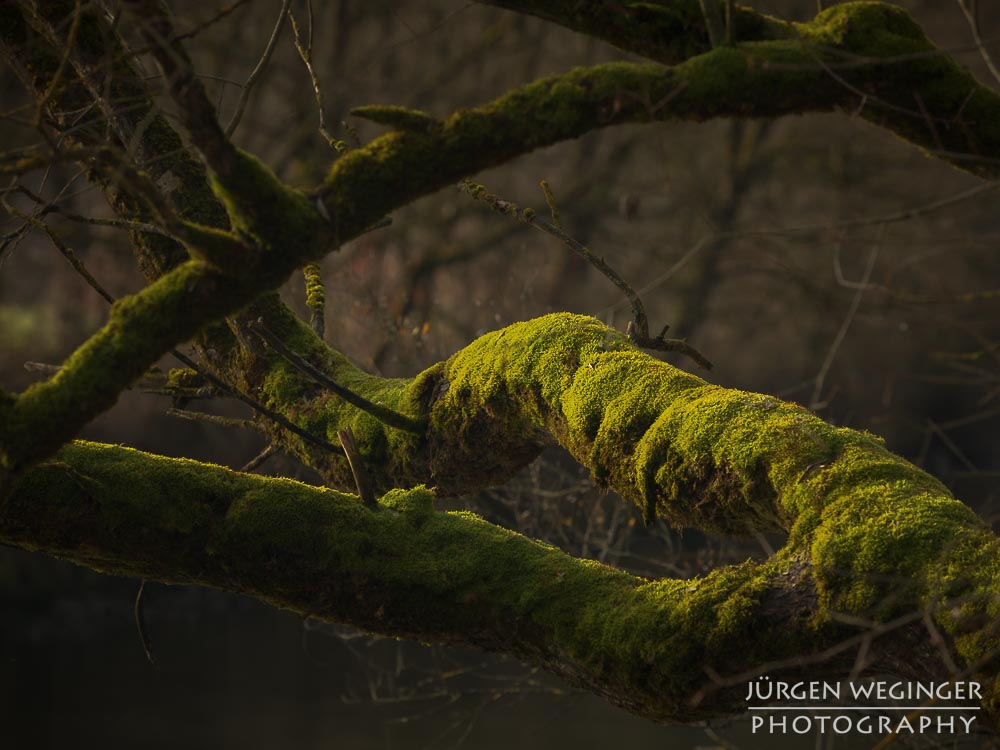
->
[2,262,249,472]
[5,439,999,722]
[467,1,1000,179]
[2,0,999,727]
[319,18,1000,250]
[257,313,958,538]
[245,313,1000,711]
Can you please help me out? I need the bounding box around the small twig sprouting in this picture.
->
[458,180,713,370]
[539,179,561,228]
[290,1,349,153]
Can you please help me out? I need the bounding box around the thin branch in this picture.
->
[698,0,725,49]
[33,0,82,125]
[338,426,376,507]
[810,233,883,409]
[166,407,265,434]
[134,580,155,666]
[956,0,1000,88]
[240,443,277,473]
[165,347,347,457]
[247,319,426,434]
[459,180,713,370]
[225,0,292,138]
[10,183,175,238]
[290,2,348,153]
[173,0,254,43]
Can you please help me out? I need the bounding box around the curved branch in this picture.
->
[5,356,999,722]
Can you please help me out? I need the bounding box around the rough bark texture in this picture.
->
[2,0,1000,727]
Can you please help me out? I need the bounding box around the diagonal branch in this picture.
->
[247,319,426,435]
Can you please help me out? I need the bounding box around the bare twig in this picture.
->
[134,580,155,666]
[167,346,346,456]
[698,0,725,48]
[248,319,425,434]
[459,180,713,370]
[173,0,254,43]
[33,1,82,125]
[240,443,277,473]
[9,182,174,238]
[955,0,1000,88]
[290,2,348,153]
[338,426,376,507]
[225,0,292,137]
[166,407,265,434]
[810,234,882,409]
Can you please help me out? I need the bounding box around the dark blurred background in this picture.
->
[1,0,998,748]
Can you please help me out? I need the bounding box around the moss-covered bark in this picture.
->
[4,0,1000,728]
[4,320,1000,720]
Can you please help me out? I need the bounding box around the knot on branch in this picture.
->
[627,321,713,371]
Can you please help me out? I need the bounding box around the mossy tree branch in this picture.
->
[4,316,1000,720]
[3,1,1000,726]
[5,1,1000,477]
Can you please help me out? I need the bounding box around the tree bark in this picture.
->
[2,0,999,728]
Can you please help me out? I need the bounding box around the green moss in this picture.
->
[165,367,202,391]
[378,485,435,516]
[803,1,926,48]
[208,149,331,257]
[303,262,325,314]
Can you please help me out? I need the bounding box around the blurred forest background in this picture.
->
[1,0,998,747]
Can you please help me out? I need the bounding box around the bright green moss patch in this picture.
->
[802,1,927,49]
[378,485,435,516]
